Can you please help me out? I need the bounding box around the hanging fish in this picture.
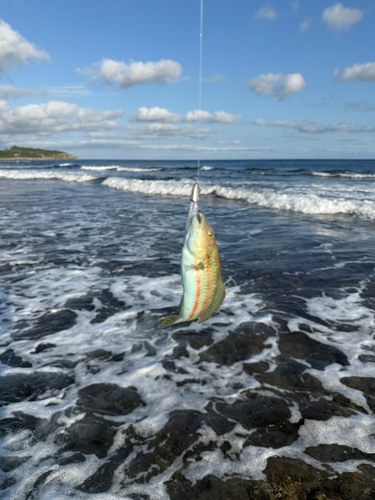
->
[159,184,225,328]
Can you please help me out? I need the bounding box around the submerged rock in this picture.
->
[76,383,144,416]
[0,348,32,367]
[278,330,349,369]
[199,322,273,365]
[12,310,77,340]
[0,372,75,405]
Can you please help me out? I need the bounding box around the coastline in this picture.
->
[0,156,78,161]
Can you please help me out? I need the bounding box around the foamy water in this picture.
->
[1,158,375,499]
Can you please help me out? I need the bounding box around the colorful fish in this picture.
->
[159,212,225,327]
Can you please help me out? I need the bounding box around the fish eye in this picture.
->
[208,231,213,237]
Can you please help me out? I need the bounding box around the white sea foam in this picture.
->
[81,165,119,170]
[0,169,98,183]
[81,165,163,172]
[201,165,214,171]
[58,163,74,167]
[313,171,375,179]
[102,177,375,219]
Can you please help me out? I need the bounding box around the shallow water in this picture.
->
[0,159,375,499]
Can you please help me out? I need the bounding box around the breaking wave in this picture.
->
[313,171,375,179]
[103,177,375,219]
[0,169,98,183]
[81,165,163,172]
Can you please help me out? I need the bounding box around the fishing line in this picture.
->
[197,0,203,183]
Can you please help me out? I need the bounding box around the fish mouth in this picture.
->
[196,213,204,224]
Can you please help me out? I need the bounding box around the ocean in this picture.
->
[0,159,375,499]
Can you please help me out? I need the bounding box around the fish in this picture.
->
[159,212,225,328]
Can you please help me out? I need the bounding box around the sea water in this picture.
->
[0,159,375,498]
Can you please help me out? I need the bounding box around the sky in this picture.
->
[0,0,374,159]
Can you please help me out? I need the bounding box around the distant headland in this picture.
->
[0,146,78,160]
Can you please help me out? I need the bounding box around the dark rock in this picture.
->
[77,383,144,416]
[166,474,258,500]
[85,349,112,359]
[305,444,375,462]
[143,341,156,357]
[341,376,375,412]
[57,452,86,466]
[171,341,189,359]
[54,414,118,456]
[47,358,80,369]
[300,398,356,421]
[77,449,132,493]
[34,343,56,353]
[341,376,375,395]
[264,456,329,496]
[256,359,324,393]
[278,331,349,369]
[0,349,32,368]
[13,310,78,340]
[0,477,17,490]
[90,289,126,324]
[64,296,95,311]
[0,412,41,437]
[0,372,75,405]
[162,359,189,375]
[172,328,214,350]
[0,455,31,472]
[126,410,205,480]
[200,322,273,365]
[215,392,300,448]
[359,354,375,363]
[111,352,125,362]
[243,361,269,375]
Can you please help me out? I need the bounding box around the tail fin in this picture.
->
[158,314,182,329]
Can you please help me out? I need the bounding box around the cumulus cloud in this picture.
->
[334,62,375,82]
[0,19,49,72]
[0,101,122,135]
[322,3,363,31]
[77,58,182,89]
[254,7,278,20]
[129,123,211,140]
[300,18,312,33]
[133,107,241,123]
[254,119,375,133]
[246,73,306,100]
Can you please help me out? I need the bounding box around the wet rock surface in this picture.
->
[12,309,78,340]
[1,316,375,499]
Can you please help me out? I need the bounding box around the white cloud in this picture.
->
[133,107,241,123]
[322,3,363,31]
[0,101,122,135]
[254,119,375,133]
[202,74,228,83]
[185,110,241,123]
[290,2,299,13]
[77,58,182,89]
[0,85,39,99]
[246,73,306,100]
[254,7,278,20]
[129,123,211,140]
[135,107,180,122]
[48,85,91,97]
[300,18,312,33]
[334,62,375,82]
[0,19,50,72]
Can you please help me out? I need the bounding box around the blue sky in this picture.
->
[0,0,374,159]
